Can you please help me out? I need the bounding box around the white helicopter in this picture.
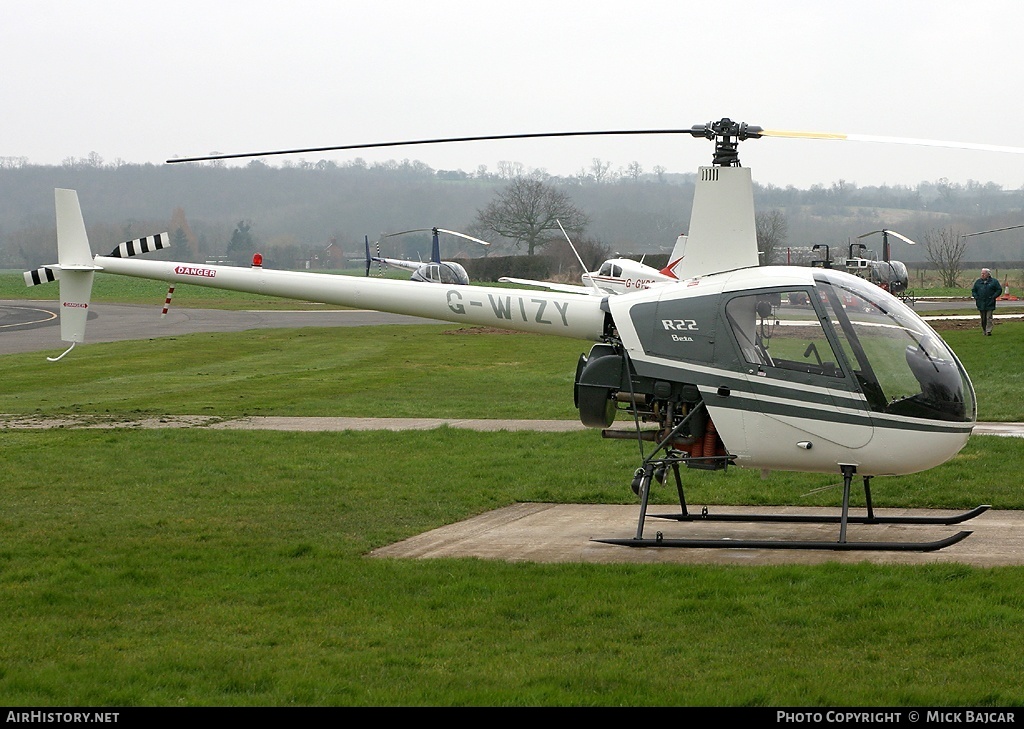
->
[364,226,491,285]
[31,118,1021,550]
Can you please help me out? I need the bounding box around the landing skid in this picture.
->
[595,531,973,552]
[599,419,986,551]
[650,503,990,526]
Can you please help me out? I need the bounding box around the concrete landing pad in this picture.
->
[370,503,1024,567]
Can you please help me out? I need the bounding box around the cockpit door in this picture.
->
[722,288,874,450]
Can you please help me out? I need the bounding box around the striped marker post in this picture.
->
[161,286,175,317]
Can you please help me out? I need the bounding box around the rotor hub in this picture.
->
[688,117,764,167]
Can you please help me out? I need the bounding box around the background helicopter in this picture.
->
[364,226,491,285]
[843,228,917,298]
[31,117,1020,550]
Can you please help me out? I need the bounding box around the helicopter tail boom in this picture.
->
[96,254,608,341]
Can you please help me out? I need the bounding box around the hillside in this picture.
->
[1,160,1021,269]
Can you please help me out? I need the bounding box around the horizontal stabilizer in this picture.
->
[24,266,60,287]
[108,232,170,258]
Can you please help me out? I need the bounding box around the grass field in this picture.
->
[2,279,1024,707]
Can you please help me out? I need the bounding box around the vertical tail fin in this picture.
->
[660,234,688,279]
[672,167,759,279]
[52,189,101,355]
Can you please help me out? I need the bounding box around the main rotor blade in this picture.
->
[378,228,432,240]
[964,223,1024,238]
[435,228,491,246]
[165,129,691,164]
[857,229,917,245]
[377,227,491,246]
[759,128,1024,155]
[882,230,917,246]
[167,122,1024,165]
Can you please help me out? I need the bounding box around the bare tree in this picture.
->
[923,226,968,287]
[755,209,788,265]
[570,236,612,271]
[476,178,590,256]
[590,158,612,183]
[497,160,524,180]
[625,161,643,182]
[545,235,612,276]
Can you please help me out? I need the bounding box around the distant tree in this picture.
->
[497,161,524,180]
[170,207,200,260]
[544,235,611,277]
[755,209,788,265]
[653,165,667,182]
[226,220,256,261]
[625,161,643,182]
[171,228,189,259]
[573,236,613,270]
[924,226,968,288]
[590,158,612,183]
[476,178,590,256]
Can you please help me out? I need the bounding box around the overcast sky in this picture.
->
[4,0,1023,189]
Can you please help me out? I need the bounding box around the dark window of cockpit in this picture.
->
[725,291,844,378]
[438,265,460,284]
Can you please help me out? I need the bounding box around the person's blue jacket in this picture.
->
[972,276,1003,311]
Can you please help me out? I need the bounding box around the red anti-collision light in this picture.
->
[252,253,263,267]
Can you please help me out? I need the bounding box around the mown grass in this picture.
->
[1,428,1024,706]
[0,321,1022,421]
[0,325,586,419]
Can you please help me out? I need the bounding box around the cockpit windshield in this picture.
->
[814,271,974,422]
[413,262,470,285]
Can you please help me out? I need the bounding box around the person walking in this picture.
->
[970,268,1003,335]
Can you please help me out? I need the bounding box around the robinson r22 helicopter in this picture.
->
[31,118,1020,551]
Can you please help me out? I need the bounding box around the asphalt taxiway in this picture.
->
[0,300,444,355]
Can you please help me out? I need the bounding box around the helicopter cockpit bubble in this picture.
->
[412,261,470,285]
[813,270,974,423]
